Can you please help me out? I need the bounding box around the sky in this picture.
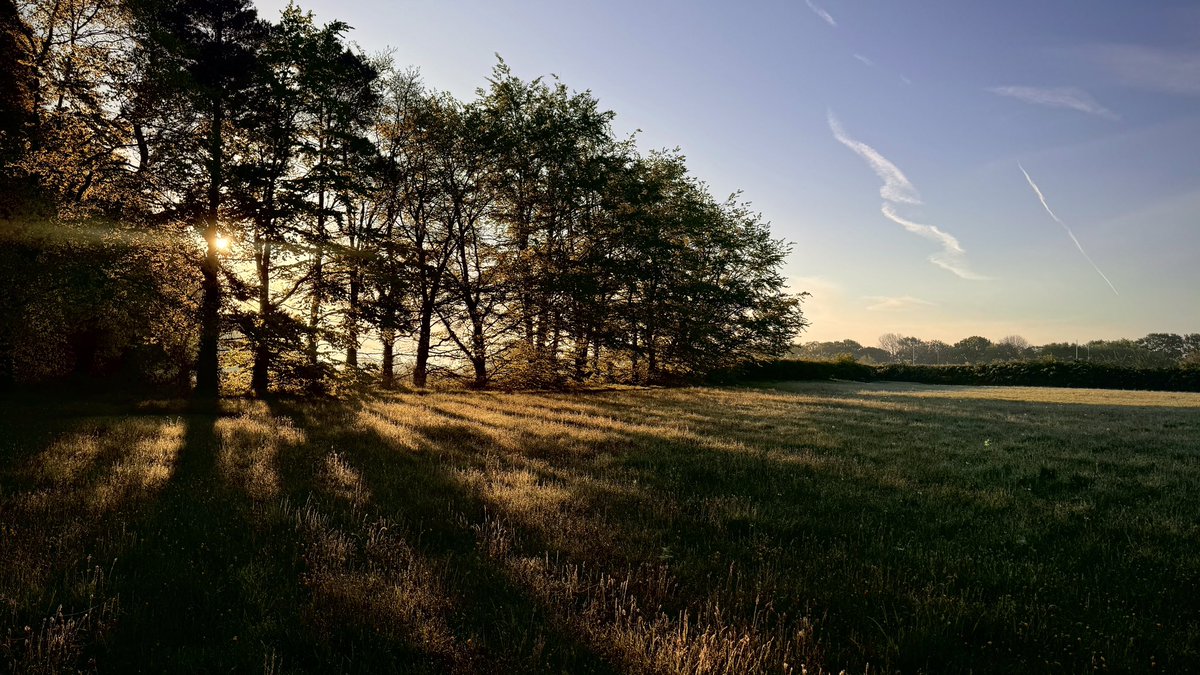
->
[257,0,1200,346]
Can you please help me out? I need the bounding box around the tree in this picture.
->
[953,335,992,364]
[1136,333,1187,364]
[1,0,42,388]
[3,24,811,392]
[991,335,1032,362]
[279,10,377,389]
[227,5,323,395]
[924,339,950,365]
[132,0,267,396]
[10,0,139,219]
[434,97,503,388]
[391,88,457,388]
[3,0,201,391]
[897,336,923,364]
[360,63,421,389]
[858,346,893,364]
[659,195,806,374]
[609,153,806,380]
[0,1,34,203]
[878,333,904,360]
[794,339,864,361]
[480,58,620,380]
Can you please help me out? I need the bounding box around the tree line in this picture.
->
[795,333,1200,368]
[0,0,807,394]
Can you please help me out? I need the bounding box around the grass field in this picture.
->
[3,381,1199,673]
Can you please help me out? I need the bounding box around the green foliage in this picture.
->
[0,218,199,387]
[712,357,874,384]
[726,358,1200,392]
[875,361,1200,391]
[7,0,806,394]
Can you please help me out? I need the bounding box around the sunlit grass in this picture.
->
[3,382,1199,672]
[214,402,304,502]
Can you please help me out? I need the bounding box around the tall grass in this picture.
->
[3,382,1199,672]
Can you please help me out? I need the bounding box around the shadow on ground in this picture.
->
[3,383,1199,673]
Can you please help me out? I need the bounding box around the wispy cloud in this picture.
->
[1018,163,1120,296]
[881,204,990,280]
[805,0,837,27]
[864,295,935,311]
[828,110,987,280]
[853,53,874,67]
[828,111,921,205]
[1085,44,1200,95]
[988,86,1118,120]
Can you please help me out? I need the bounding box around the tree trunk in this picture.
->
[380,326,395,389]
[195,236,221,396]
[550,310,562,363]
[412,303,432,388]
[345,268,359,368]
[307,134,328,388]
[572,330,589,381]
[307,249,322,369]
[647,337,658,382]
[471,321,487,388]
[630,324,640,385]
[195,100,224,398]
[472,358,487,389]
[592,336,602,381]
[251,340,269,396]
[251,240,271,397]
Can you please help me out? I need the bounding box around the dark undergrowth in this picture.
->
[720,358,1200,392]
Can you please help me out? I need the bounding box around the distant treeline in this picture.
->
[0,0,805,394]
[719,359,1200,393]
[795,333,1200,369]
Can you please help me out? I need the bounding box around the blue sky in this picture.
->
[258,0,1200,345]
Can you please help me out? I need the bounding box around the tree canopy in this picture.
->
[1,0,808,393]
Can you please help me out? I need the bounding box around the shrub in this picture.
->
[720,359,1200,392]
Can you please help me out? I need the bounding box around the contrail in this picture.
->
[828,111,922,205]
[828,109,988,280]
[988,86,1118,120]
[805,0,837,27]
[1019,163,1120,296]
[882,203,990,280]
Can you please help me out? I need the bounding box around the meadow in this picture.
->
[2,381,1199,673]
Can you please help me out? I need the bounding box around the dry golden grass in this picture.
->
[3,381,1199,672]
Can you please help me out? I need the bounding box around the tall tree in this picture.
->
[479,59,617,376]
[132,0,266,396]
[226,4,317,395]
[361,64,421,389]
[435,98,503,388]
[397,91,457,388]
[953,335,992,364]
[285,10,376,387]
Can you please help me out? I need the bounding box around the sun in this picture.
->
[213,234,231,252]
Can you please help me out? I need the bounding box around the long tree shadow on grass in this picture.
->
[0,391,194,672]
[98,401,287,672]
[264,396,619,674]
[396,388,1200,674]
[12,386,1195,673]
